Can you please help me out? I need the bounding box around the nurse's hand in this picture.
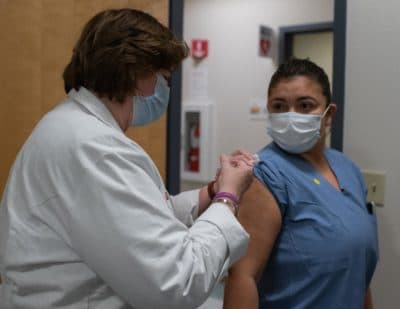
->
[230,149,258,167]
[212,150,257,194]
[217,154,254,201]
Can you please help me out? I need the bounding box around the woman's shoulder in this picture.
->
[325,148,365,184]
[256,143,298,170]
[254,143,292,185]
[37,100,149,166]
[325,148,360,169]
[257,143,285,162]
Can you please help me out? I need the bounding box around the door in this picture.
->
[292,31,333,88]
[279,23,333,147]
[292,31,333,147]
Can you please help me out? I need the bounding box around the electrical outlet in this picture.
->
[362,170,386,207]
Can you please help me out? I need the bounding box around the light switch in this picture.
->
[362,170,386,207]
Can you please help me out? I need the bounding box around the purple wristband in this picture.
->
[214,192,239,205]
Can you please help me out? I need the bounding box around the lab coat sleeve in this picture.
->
[63,150,249,309]
[169,190,200,227]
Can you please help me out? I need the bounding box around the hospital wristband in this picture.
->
[212,197,239,216]
[214,192,239,205]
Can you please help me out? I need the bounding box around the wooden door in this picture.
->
[0,0,169,195]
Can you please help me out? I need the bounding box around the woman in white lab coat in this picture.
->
[0,9,254,309]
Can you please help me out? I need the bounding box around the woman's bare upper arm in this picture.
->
[231,177,282,281]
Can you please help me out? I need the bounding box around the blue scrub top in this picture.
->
[254,143,379,309]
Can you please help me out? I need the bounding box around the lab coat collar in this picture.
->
[68,86,123,132]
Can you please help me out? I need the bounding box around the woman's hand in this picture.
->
[217,153,254,200]
[230,149,259,168]
[199,150,256,215]
[213,150,257,197]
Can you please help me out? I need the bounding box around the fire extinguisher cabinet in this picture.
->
[181,101,215,182]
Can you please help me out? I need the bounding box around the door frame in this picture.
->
[278,22,333,65]
[331,0,347,151]
[167,0,184,194]
[168,0,347,193]
[278,0,346,151]
[278,22,335,146]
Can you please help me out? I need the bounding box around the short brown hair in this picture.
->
[63,8,188,102]
[268,58,331,105]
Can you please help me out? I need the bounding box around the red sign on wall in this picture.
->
[191,39,208,59]
[259,26,272,57]
[260,39,271,56]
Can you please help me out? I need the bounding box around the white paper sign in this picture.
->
[248,97,268,121]
[190,66,209,99]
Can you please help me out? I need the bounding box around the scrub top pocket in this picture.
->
[288,200,340,238]
[307,256,349,275]
[285,195,347,273]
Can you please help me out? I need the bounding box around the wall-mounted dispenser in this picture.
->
[181,101,215,183]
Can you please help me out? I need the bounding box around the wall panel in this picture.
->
[0,0,168,194]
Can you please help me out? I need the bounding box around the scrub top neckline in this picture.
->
[303,148,343,194]
[277,145,344,194]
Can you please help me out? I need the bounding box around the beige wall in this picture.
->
[292,31,333,84]
[0,0,168,195]
[345,1,400,307]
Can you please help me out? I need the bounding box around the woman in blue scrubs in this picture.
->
[224,58,379,309]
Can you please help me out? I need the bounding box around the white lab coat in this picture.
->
[0,87,249,309]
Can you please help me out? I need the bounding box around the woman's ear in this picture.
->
[325,103,337,127]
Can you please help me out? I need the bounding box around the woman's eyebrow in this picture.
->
[270,97,286,102]
[297,96,318,102]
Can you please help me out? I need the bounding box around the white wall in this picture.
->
[182,0,333,185]
[345,1,400,308]
[183,1,398,308]
[183,1,333,307]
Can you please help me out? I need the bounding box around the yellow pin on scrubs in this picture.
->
[313,178,321,185]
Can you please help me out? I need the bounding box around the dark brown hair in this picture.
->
[268,58,331,104]
[63,8,188,102]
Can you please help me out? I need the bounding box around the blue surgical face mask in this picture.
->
[267,106,330,154]
[131,74,170,127]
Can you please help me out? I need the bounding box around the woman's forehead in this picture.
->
[269,76,324,96]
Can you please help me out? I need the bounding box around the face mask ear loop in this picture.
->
[321,104,331,119]
[321,104,332,137]
[325,126,332,137]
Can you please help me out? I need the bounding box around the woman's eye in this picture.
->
[299,102,313,111]
[271,102,286,112]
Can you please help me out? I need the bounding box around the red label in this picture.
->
[260,39,270,56]
[191,39,208,59]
